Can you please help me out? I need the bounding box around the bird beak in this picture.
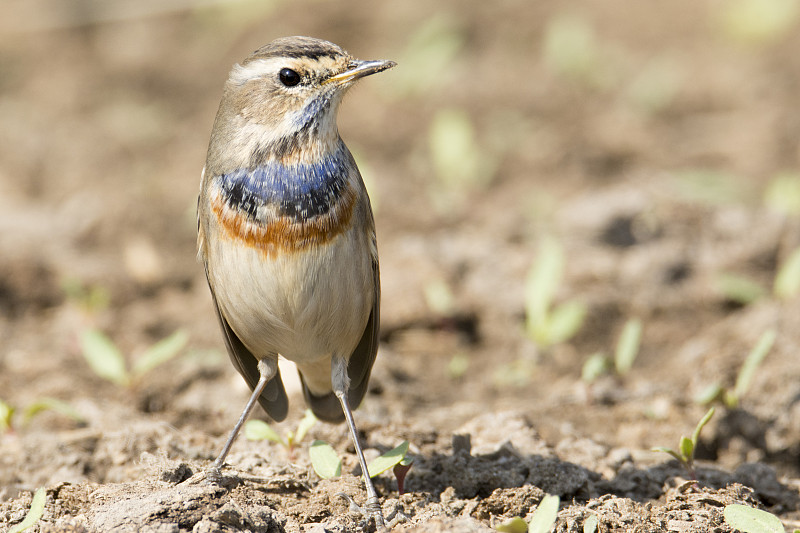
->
[324,59,397,85]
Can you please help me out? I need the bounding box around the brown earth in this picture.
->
[2,0,800,531]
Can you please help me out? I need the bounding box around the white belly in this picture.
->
[206,226,373,366]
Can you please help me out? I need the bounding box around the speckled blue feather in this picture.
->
[217,142,353,221]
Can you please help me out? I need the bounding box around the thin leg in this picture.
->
[211,358,277,473]
[331,354,385,529]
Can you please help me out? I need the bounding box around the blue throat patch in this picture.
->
[218,143,351,222]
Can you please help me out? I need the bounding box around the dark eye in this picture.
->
[279,68,301,87]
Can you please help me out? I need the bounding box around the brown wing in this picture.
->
[209,292,289,422]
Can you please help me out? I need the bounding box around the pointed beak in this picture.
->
[324,59,397,85]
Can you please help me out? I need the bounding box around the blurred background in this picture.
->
[2,0,800,494]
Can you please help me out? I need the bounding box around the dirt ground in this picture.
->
[2,0,800,531]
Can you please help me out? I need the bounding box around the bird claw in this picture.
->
[336,493,392,530]
[181,465,227,486]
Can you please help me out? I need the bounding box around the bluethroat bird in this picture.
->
[196,36,395,526]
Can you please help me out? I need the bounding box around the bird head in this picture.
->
[207,36,395,170]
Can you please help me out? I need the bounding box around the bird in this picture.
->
[196,36,395,527]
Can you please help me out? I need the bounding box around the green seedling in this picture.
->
[0,399,13,433]
[542,14,607,88]
[80,328,188,388]
[1,397,84,434]
[366,440,414,494]
[528,493,560,533]
[496,516,528,533]
[428,108,496,212]
[614,318,642,375]
[581,318,643,385]
[764,172,800,217]
[723,504,795,533]
[309,440,342,479]
[245,409,317,456]
[714,273,766,305]
[389,14,465,97]
[393,455,414,495]
[673,170,747,206]
[717,0,799,45]
[774,247,800,300]
[653,407,715,480]
[61,277,110,315]
[447,353,470,380]
[696,329,776,408]
[525,237,587,348]
[8,487,46,533]
[581,352,609,383]
[496,493,560,533]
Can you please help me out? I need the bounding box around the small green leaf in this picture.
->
[714,273,766,305]
[679,436,694,462]
[309,440,341,479]
[583,514,598,533]
[8,487,46,533]
[244,420,283,444]
[581,352,609,383]
[615,319,642,375]
[132,330,188,378]
[80,329,129,386]
[652,447,685,464]
[546,300,587,346]
[694,382,724,405]
[23,398,85,424]
[764,172,800,216]
[0,399,15,432]
[447,353,470,379]
[723,504,784,533]
[367,441,409,478]
[496,516,528,533]
[691,407,716,449]
[293,410,317,445]
[528,493,560,533]
[775,247,800,299]
[734,330,776,402]
[674,170,747,206]
[526,237,564,330]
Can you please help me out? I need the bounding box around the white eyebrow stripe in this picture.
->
[228,57,285,86]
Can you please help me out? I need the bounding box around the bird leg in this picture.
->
[331,354,385,529]
[207,357,277,481]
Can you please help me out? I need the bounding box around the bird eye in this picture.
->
[279,68,301,87]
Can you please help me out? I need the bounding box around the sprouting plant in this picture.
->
[61,277,110,315]
[581,318,643,384]
[713,273,766,306]
[309,440,342,479]
[245,409,317,457]
[308,439,415,494]
[0,399,13,433]
[723,503,797,533]
[525,237,587,348]
[367,441,414,494]
[653,407,715,480]
[1,397,84,434]
[614,318,642,375]
[8,487,46,533]
[695,329,776,408]
[496,493,560,533]
[774,246,800,300]
[79,328,188,388]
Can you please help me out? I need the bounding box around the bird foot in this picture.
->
[337,493,407,530]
